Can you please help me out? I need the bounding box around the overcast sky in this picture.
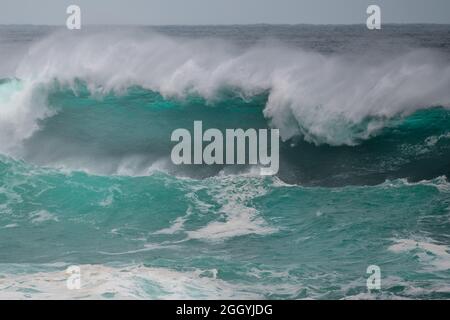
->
[1,0,449,25]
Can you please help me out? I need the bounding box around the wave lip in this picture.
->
[4,29,449,147]
[0,79,54,155]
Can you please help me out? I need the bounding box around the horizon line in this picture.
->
[1,22,449,27]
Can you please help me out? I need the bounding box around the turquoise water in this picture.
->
[0,25,450,299]
[1,153,449,299]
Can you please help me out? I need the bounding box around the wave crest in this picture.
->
[9,30,450,146]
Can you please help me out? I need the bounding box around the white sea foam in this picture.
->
[343,275,450,300]
[99,185,121,207]
[0,79,53,155]
[152,210,191,235]
[187,176,276,241]
[0,29,447,152]
[381,175,450,193]
[1,223,18,229]
[425,132,450,147]
[0,264,267,299]
[30,210,59,224]
[146,174,276,241]
[388,238,450,271]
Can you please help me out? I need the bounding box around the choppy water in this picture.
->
[0,24,449,299]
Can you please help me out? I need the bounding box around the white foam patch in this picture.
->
[29,210,59,224]
[153,215,189,235]
[381,176,450,193]
[342,275,450,300]
[152,188,211,236]
[149,175,276,241]
[0,264,266,299]
[425,132,450,147]
[388,238,450,271]
[186,176,276,241]
[1,223,18,229]
[99,185,121,207]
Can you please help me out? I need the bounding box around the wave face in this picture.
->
[1,25,450,299]
[1,80,450,186]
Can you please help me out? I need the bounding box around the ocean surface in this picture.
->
[0,24,450,299]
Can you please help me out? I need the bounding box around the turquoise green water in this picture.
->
[1,25,450,299]
[0,154,449,299]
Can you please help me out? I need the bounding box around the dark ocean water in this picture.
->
[0,24,449,299]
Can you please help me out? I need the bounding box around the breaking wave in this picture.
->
[0,29,448,153]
